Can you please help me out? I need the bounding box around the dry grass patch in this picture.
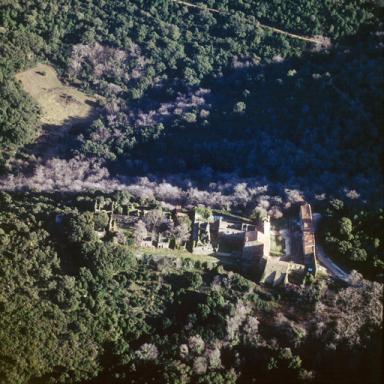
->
[15,63,101,126]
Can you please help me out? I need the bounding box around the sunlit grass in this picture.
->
[15,63,101,126]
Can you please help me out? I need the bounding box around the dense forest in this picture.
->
[0,192,382,384]
[319,198,384,280]
[98,35,382,193]
[0,1,382,193]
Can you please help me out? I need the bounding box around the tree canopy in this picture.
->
[0,192,382,383]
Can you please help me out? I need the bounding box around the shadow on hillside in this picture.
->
[110,32,382,198]
[19,105,103,164]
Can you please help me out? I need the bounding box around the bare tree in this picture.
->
[133,220,147,246]
[143,209,164,233]
[173,222,191,246]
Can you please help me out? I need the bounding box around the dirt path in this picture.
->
[312,213,351,284]
[316,244,350,283]
[170,0,330,46]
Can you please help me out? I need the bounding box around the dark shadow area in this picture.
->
[10,105,103,178]
[74,34,382,200]
[84,99,100,108]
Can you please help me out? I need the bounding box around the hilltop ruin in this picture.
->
[91,197,318,286]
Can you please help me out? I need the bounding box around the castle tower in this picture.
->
[263,215,270,234]
[217,216,222,231]
[205,222,211,243]
[262,215,271,257]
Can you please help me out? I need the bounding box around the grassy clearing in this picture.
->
[136,246,219,264]
[212,209,253,223]
[15,63,101,126]
[270,233,285,257]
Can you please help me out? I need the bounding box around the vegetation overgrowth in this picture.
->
[319,198,384,280]
[0,192,382,383]
[0,1,383,382]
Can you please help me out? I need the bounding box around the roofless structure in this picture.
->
[299,203,317,275]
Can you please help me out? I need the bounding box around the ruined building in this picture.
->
[191,210,215,255]
[191,210,272,274]
[300,202,317,274]
[260,202,318,286]
[94,199,118,235]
